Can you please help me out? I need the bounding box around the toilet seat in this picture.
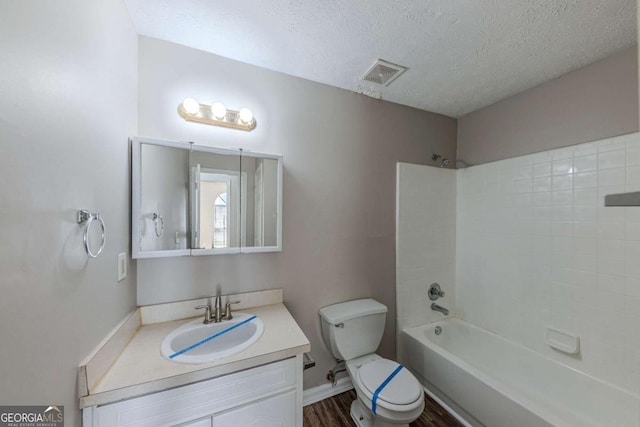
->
[355,358,423,410]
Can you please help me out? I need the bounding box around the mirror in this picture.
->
[240,154,280,249]
[189,148,241,254]
[131,137,282,258]
[134,139,192,258]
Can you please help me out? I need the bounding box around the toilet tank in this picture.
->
[319,299,387,361]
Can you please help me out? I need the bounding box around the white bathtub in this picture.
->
[403,319,638,427]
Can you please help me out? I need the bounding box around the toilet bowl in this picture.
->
[347,354,425,426]
[319,299,425,427]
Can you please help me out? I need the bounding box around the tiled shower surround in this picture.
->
[396,164,457,331]
[456,132,640,394]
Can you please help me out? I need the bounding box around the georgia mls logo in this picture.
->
[44,406,62,417]
[0,405,64,426]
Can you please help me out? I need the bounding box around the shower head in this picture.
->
[432,153,450,168]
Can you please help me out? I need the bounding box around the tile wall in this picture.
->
[396,163,457,334]
[456,132,640,394]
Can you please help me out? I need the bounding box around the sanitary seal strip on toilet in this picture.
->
[358,359,422,408]
[371,364,403,414]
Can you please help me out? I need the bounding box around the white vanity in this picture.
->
[80,140,305,426]
[79,290,309,427]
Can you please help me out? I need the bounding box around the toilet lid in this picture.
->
[358,359,422,406]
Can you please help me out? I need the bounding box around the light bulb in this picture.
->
[211,102,227,120]
[239,107,253,124]
[182,98,200,115]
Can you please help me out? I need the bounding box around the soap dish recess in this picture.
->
[546,327,580,354]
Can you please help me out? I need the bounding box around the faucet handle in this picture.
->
[223,300,241,321]
[428,283,445,301]
[194,304,212,324]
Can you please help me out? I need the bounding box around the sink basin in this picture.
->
[161,313,264,364]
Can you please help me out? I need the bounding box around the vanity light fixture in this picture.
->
[178,98,256,131]
[238,107,254,124]
[211,102,227,120]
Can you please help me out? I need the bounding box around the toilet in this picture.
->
[319,299,425,427]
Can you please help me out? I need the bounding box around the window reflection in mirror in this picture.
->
[213,193,228,248]
[190,149,241,251]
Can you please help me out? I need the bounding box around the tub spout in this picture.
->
[431,303,449,316]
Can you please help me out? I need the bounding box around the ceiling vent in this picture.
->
[361,59,407,86]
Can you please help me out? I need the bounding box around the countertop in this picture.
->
[80,303,310,408]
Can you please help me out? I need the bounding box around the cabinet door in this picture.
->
[212,390,295,427]
[176,417,211,427]
[92,358,297,427]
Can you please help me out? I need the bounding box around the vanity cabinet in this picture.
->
[83,357,301,427]
[212,390,296,426]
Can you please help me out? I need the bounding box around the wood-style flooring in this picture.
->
[303,389,462,427]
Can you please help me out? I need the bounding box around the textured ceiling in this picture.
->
[123,0,637,118]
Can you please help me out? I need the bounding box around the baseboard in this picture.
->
[303,377,354,407]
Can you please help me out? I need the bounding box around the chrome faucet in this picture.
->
[194,291,223,324]
[431,303,449,316]
[214,294,223,323]
[194,297,225,324]
[223,300,240,320]
[195,294,241,324]
[194,304,215,324]
[428,283,445,301]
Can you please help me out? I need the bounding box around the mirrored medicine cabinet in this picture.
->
[131,137,282,258]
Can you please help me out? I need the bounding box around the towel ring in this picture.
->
[78,210,106,258]
[153,213,164,237]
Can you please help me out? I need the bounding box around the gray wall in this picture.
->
[458,46,639,166]
[0,1,138,425]
[135,36,457,389]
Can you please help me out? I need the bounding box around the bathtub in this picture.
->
[402,319,638,427]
